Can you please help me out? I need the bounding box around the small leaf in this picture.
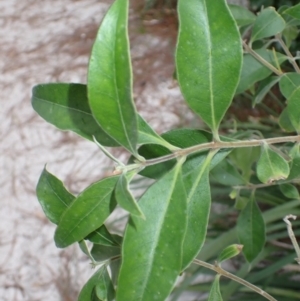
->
[86,224,121,246]
[237,196,266,262]
[282,25,299,48]
[78,266,114,301]
[228,4,256,27]
[208,275,223,301]
[181,152,213,270]
[284,3,300,20]
[117,161,187,301]
[176,0,242,138]
[54,175,119,248]
[288,154,300,180]
[251,7,286,42]
[36,167,74,224]
[256,144,290,184]
[279,107,295,133]
[91,245,121,263]
[253,76,280,105]
[236,49,287,94]
[218,244,243,264]
[279,73,300,99]
[114,173,145,219]
[88,0,138,155]
[31,83,118,146]
[279,183,299,199]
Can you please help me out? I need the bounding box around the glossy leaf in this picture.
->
[284,3,300,20]
[54,176,119,248]
[91,245,121,262]
[36,167,74,224]
[88,0,138,155]
[236,49,287,94]
[114,173,145,219]
[237,196,266,262]
[176,0,242,138]
[208,275,223,301]
[218,244,243,264]
[229,4,256,27]
[256,144,290,184]
[181,151,213,270]
[279,183,299,199]
[32,83,118,146]
[251,7,286,42]
[253,76,280,105]
[117,162,187,301]
[78,265,114,301]
[86,224,121,246]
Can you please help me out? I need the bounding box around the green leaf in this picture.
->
[237,196,265,262]
[208,275,223,301]
[31,83,118,146]
[176,0,242,138]
[36,167,74,224]
[91,245,121,262]
[86,224,121,246]
[114,173,145,219]
[279,73,300,132]
[283,3,300,20]
[116,161,187,301]
[218,244,243,264]
[78,265,114,301]
[88,0,138,155]
[228,4,256,27]
[54,175,119,248]
[256,144,290,184]
[287,154,300,180]
[279,183,299,199]
[251,7,286,42]
[181,151,213,270]
[282,25,299,48]
[236,49,287,94]
[279,107,295,133]
[253,76,280,105]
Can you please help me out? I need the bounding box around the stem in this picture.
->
[283,215,300,265]
[275,34,300,74]
[242,41,283,76]
[193,259,278,301]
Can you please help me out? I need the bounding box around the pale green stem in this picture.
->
[242,40,283,76]
[193,259,278,301]
[283,215,300,265]
[275,34,300,74]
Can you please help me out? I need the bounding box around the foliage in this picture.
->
[31,0,300,300]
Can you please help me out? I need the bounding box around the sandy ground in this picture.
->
[0,1,194,300]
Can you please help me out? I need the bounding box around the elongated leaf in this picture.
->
[36,167,74,224]
[279,183,299,199]
[229,4,256,27]
[176,0,242,138]
[54,176,119,248]
[91,245,121,262]
[284,3,300,20]
[208,275,223,301]
[86,224,121,246]
[117,162,187,301]
[181,152,213,270]
[256,144,290,184]
[114,174,145,218]
[78,265,114,301]
[253,76,280,105]
[88,0,138,155]
[251,7,286,42]
[237,196,266,262]
[32,83,118,146]
[236,49,287,94]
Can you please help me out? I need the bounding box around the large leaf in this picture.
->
[237,196,266,262]
[54,175,119,248]
[116,162,187,301]
[36,167,74,224]
[251,7,286,42]
[176,0,242,138]
[78,265,114,301]
[88,0,138,155]
[181,151,213,270]
[236,49,287,94]
[32,83,118,146]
